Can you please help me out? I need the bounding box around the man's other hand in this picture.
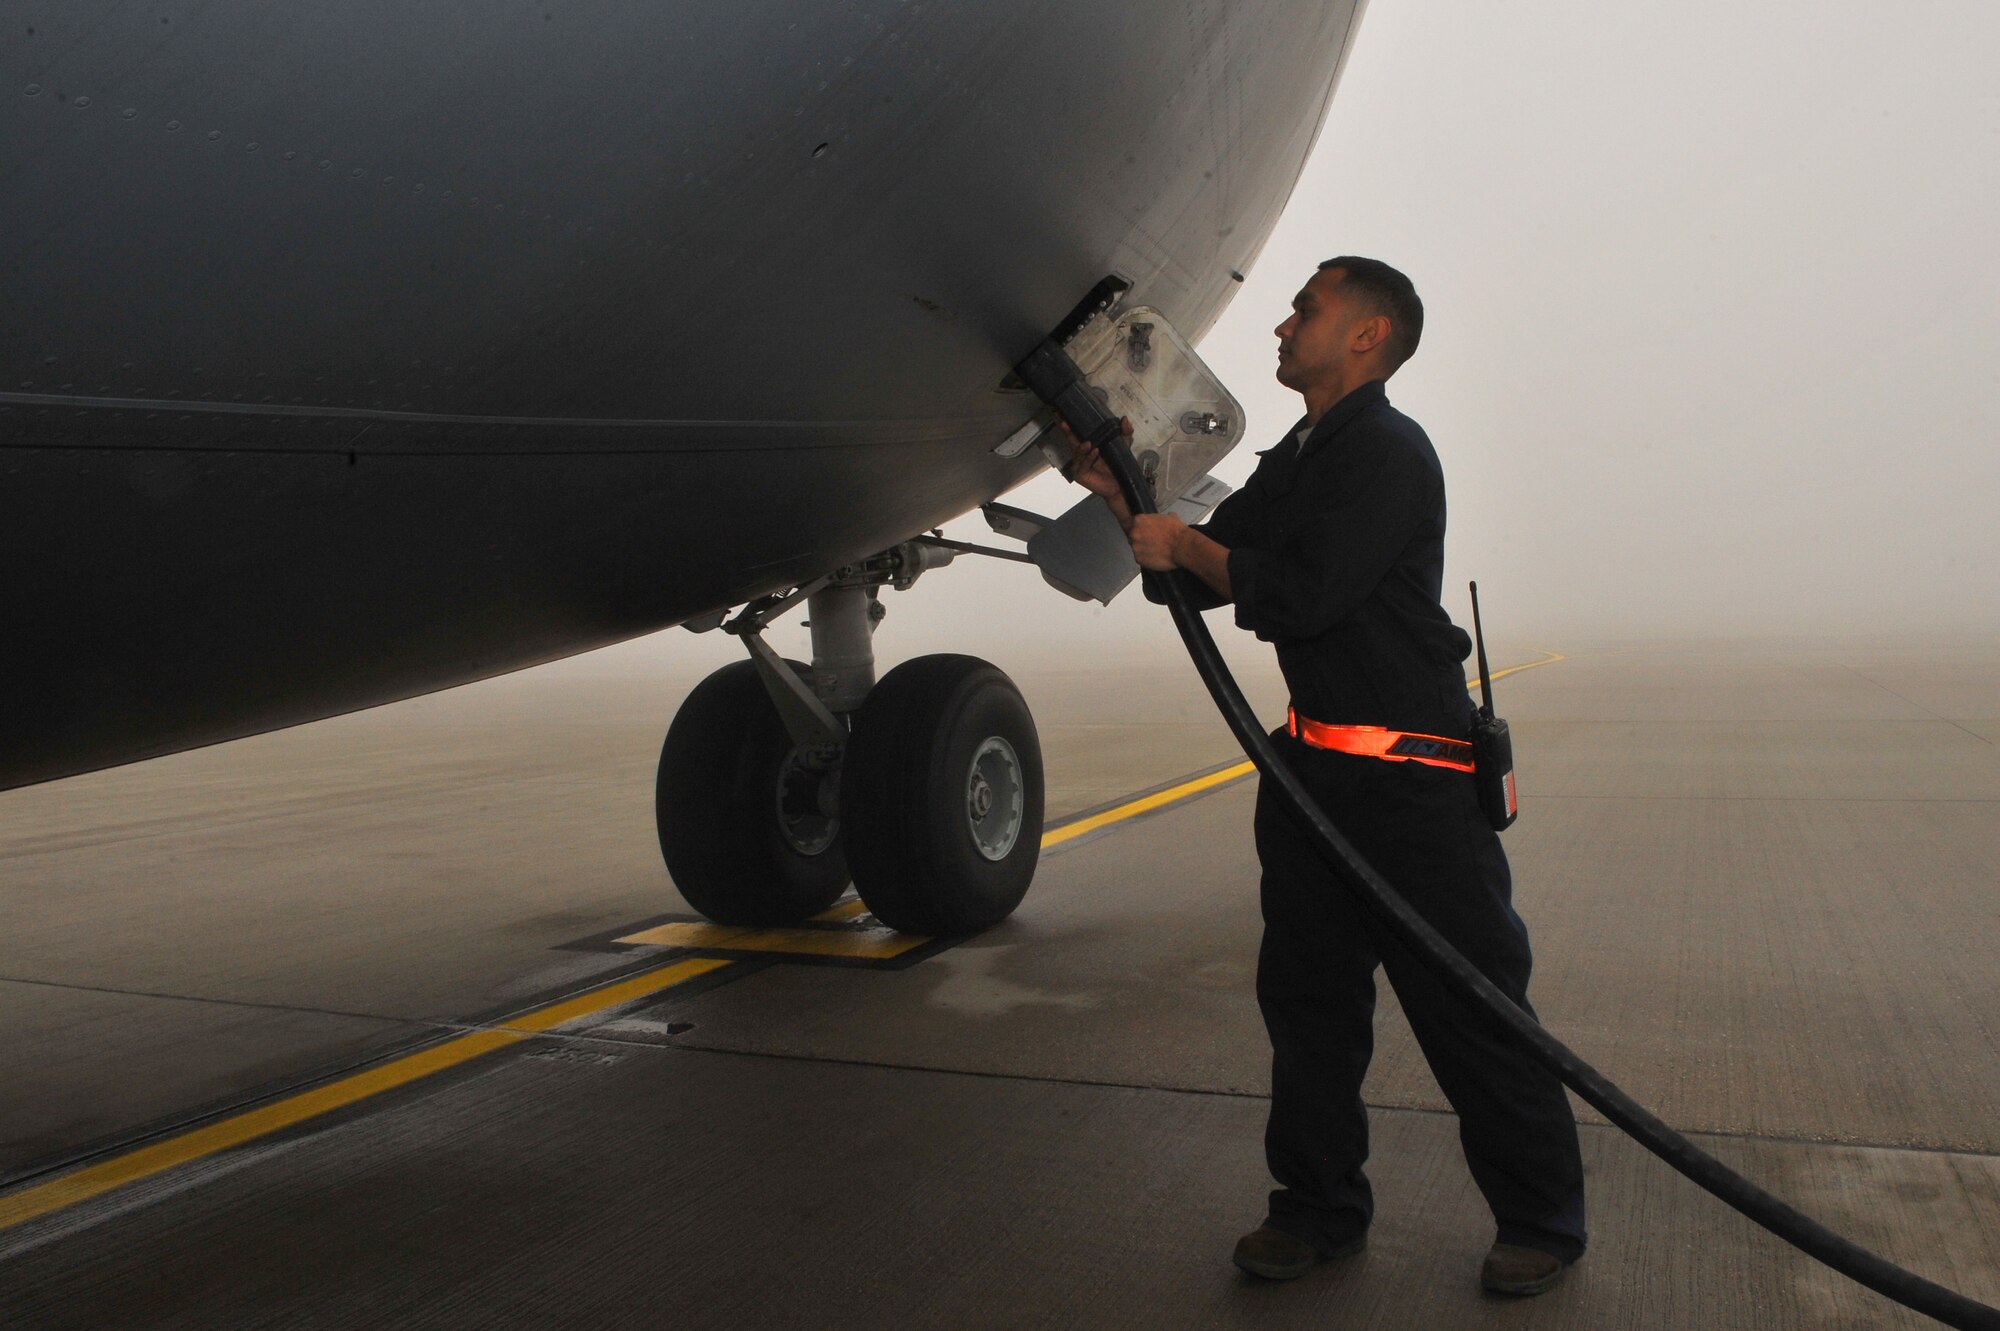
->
[1129,514,1188,572]
[1058,417,1132,503]
[1058,416,1137,531]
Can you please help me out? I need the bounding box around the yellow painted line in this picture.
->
[616,921,930,960]
[1037,652,1567,849]
[1485,650,1566,685]
[811,898,871,923]
[0,956,730,1234]
[1039,761,1254,849]
[498,956,733,1033]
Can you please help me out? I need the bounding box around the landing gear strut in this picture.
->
[656,541,1044,935]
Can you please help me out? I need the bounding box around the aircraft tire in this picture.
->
[655,659,850,925]
[842,654,1043,935]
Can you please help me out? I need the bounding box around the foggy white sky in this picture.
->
[1238,0,2000,640]
[605,0,2000,683]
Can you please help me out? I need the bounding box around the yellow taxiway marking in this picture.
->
[811,898,872,923]
[1038,651,1566,849]
[0,956,730,1234]
[1040,763,1255,849]
[495,957,733,1033]
[616,921,930,960]
[1486,650,1567,685]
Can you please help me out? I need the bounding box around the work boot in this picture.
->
[1479,1242,1567,1296]
[1231,1226,1364,1280]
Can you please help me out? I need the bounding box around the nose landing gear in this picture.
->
[656,542,1044,936]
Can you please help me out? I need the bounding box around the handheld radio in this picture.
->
[1468,582,1519,831]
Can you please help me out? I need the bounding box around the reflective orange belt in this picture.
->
[1286,708,1476,773]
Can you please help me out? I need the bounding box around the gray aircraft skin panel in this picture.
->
[1,1,1364,790]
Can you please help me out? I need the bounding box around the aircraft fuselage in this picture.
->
[3,1,1363,788]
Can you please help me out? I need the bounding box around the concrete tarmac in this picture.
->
[2,635,1997,1327]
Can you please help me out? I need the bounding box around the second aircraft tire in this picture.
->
[842,654,1043,935]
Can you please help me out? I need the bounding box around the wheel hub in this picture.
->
[965,736,1024,861]
[775,747,838,856]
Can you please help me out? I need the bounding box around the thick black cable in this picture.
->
[1085,425,1996,1329]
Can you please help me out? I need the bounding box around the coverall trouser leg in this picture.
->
[1252,731,1587,1263]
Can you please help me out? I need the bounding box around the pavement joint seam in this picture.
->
[539,1029,2000,1163]
[1838,663,1997,748]
[0,973,432,1027]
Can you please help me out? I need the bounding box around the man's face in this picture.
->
[1273,267,1369,393]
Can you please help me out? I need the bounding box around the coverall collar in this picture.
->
[1296,378,1389,456]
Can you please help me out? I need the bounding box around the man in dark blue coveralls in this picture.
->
[1065,258,1587,1296]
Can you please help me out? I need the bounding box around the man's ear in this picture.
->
[1351,313,1391,354]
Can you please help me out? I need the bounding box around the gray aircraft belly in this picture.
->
[2,1,1364,790]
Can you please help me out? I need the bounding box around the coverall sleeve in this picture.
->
[1141,485,1259,611]
[1226,439,1436,642]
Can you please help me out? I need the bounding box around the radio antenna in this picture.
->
[1470,581,1495,720]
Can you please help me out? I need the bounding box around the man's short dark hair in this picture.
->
[1317,256,1423,371]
